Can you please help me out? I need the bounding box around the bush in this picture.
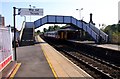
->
[103,24,120,44]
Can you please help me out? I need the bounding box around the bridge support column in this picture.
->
[81,29,84,40]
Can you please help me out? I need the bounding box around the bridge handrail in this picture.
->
[73,17,102,42]
[19,21,26,41]
[89,23,108,42]
[81,22,99,42]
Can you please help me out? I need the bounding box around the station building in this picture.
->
[0,14,5,27]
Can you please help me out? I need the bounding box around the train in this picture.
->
[44,29,80,40]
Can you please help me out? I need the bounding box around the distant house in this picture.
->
[0,14,5,27]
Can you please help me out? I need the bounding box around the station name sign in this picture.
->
[18,8,43,16]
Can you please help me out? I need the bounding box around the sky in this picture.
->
[0,0,119,31]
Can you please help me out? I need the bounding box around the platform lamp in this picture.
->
[13,7,17,61]
[76,8,83,20]
[76,8,84,40]
[29,5,31,22]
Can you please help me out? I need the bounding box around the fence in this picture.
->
[0,27,13,72]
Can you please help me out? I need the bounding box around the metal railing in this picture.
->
[19,21,26,41]
[89,23,108,42]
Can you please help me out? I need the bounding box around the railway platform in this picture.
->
[14,41,54,78]
[92,44,120,51]
[68,40,120,51]
[10,36,93,78]
[37,36,92,78]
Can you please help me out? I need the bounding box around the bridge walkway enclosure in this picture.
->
[34,15,108,43]
[20,22,35,46]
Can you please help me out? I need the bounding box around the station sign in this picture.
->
[18,8,43,16]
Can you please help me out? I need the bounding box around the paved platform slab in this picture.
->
[37,36,93,78]
[14,43,54,78]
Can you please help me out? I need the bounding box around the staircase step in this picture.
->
[1,61,17,79]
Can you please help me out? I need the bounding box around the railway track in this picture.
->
[55,45,120,79]
[42,37,120,79]
[71,43,120,67]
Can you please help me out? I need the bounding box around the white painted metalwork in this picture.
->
[0,27,13,72]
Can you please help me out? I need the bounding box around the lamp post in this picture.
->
[29,5,36,22]
[29,5,31,22]
[13,7,17,61]
[76,8,83,20]
[76,8,83,40]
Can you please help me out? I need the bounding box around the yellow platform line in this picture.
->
[9,63,21,79]
[37,36,58,79]
[42,48,58,79]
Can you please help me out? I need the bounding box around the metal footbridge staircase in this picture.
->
[19,22,35,46]
[34,15,108,43]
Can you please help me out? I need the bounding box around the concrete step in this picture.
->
[1,61,17,79]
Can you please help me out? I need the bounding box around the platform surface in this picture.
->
[37,36,92,78]
[68,40,120,51]
[94,44,120,51]
[14,42,54,78]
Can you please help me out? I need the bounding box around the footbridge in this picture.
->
[34,15,108,43]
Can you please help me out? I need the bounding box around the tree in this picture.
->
[103,24,120,44]
[37,30,41,34]
[53,25,60,30]
[43,28,47,32]
[60,24,69,29]
[48,26,54,31]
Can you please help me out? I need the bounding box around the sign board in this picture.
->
[18,8,43,16]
